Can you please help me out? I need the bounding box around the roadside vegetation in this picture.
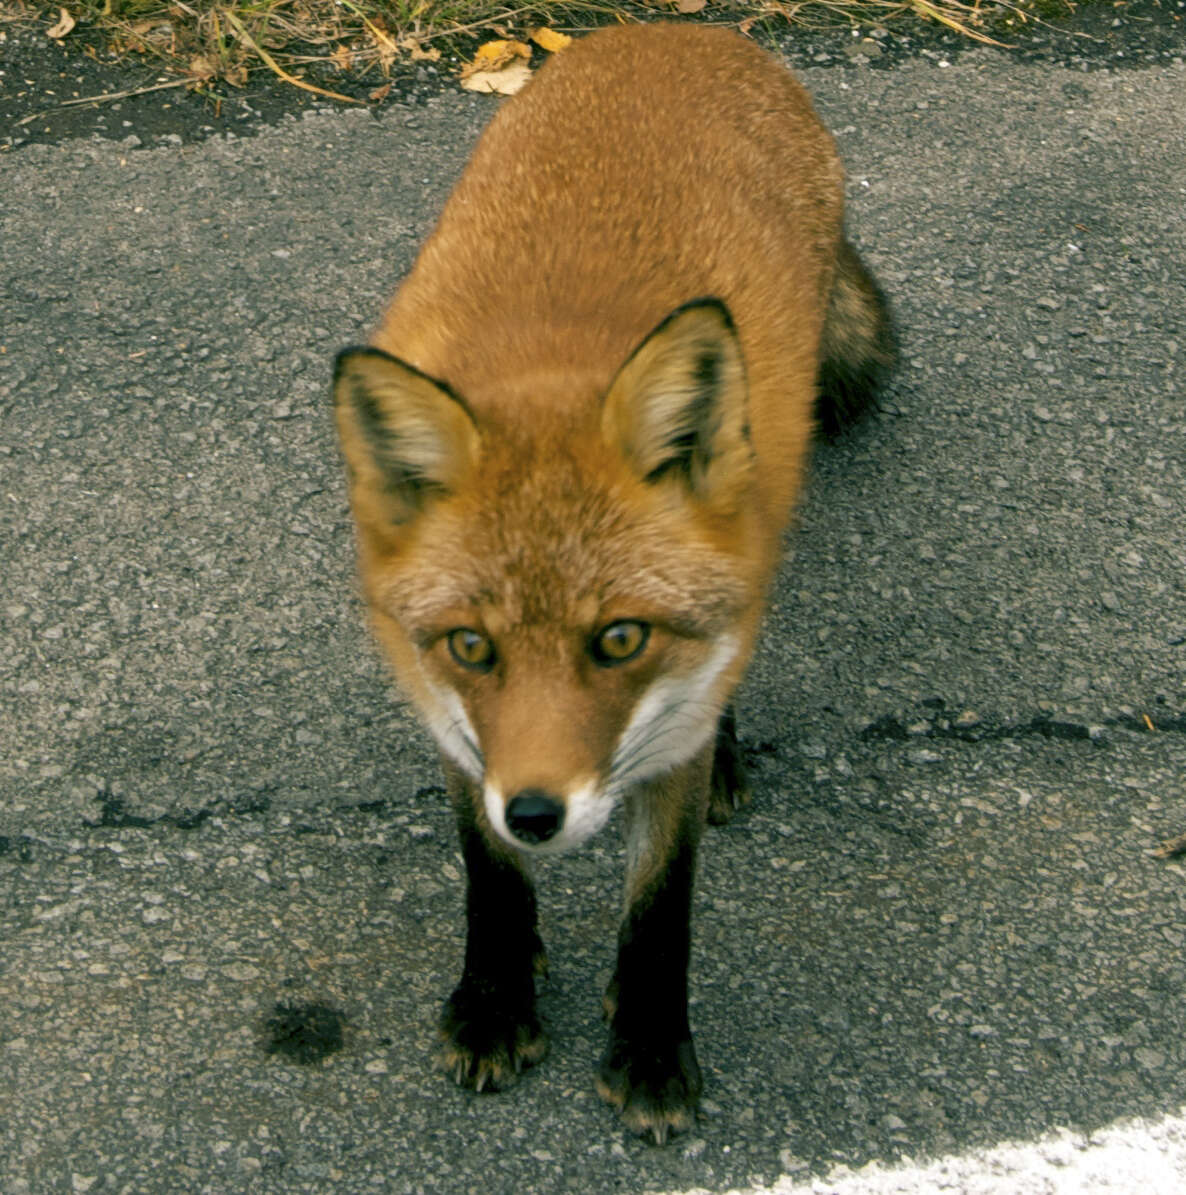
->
[6,0,1079,101]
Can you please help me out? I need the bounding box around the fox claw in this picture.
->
[596,1035,701,1144]
[438,988,547,1092]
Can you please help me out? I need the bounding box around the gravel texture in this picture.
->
[2,20,1185,1195]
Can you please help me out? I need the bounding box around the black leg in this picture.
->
[597,757,707,1142]
[438,768,547,1091]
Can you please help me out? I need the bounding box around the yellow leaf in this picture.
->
[460,39,531,79]
[459,60,532,96]
[47,7,76,39]
[529,27,572,54]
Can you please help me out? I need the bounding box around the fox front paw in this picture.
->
[707,709,752,826]
[707,764,752,826]
[595,1034,703,1144]
[437,987,548,1092]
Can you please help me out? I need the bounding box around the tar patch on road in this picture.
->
[263,1000,347,1064]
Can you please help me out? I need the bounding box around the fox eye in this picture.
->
[590,620,650,666]
[446,628,495,671]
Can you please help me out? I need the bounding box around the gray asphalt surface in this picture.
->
[2,37,1185,1195]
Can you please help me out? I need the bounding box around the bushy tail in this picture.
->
[815,238,897,437]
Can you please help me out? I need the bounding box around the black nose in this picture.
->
[505,789,565,845]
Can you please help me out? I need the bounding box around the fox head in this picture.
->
[334,299,763,854]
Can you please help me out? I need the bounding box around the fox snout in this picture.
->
[503,789,565,845]
[484,776,617,855]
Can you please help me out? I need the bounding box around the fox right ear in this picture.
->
[333,347,480,531]
[602,299,752,509]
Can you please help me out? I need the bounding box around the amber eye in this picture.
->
[446,628,495,671]
[590,620,650,666]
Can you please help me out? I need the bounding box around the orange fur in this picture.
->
[336,25,852,772]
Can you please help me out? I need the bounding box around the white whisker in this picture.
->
[609,635,739,792]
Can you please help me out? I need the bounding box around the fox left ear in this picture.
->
[602,298,752,505]
[333,347,480,535]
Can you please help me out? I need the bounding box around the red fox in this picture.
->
[333,22,894,1142]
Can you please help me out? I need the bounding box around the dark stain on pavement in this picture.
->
[263,1000,347,1064]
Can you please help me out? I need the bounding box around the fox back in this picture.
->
[332,22,893,1140]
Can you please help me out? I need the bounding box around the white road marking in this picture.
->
[676,1110,1186,1195]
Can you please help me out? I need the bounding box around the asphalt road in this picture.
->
[2,23,1186,1195]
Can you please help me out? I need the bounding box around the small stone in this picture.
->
[1134,1047,1165,1070]
[844,39,882,59]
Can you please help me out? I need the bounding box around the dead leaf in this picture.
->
[366,20,398,69]
[1153,830,1186,859]
[187,55,216,84]
[399,36,441,62]
[330,45,353,73]
[459,60,532,96]
[398,35,441,62]
[460,39,531,80]
[369,82,392,103]
[675,0,707,12]
[47,7,76,39]
[529,27,572,54]
[224,64,247,88]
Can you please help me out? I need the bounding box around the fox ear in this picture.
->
[333,347,480,530]
[602,299,751,504]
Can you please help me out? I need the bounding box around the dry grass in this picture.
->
[6,0,1076,96]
